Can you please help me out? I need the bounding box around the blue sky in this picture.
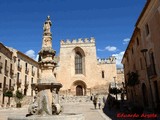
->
[0,0,146,67]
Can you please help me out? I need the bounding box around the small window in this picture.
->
[132,48,134,54]
[54,73,56,78]
[102,71,105,78]
[18,59,20,65]
[137,37,139,46]
[145,24,150,36]
[25,75,27,84]
[32,66,34,71]
[25,63,28,70]
[17,72,20,82]
[140,58,143,70]
[0,83,2,88]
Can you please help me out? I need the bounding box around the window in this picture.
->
[17,72,20,83]
[54,73,56,78]
[9,79,11,90]
[145,24,150,36]
[132,48,134,54]
[140,58,143,70]
[0,83,2,88]
[149,51,156,76]
[32,66,34,72]
[25,75,27,85]
[102,71,105,78]
[5,60,7,72]
[137,37,139,46]
[25,63,28,71]
[75,52,83,74]
[18,59,20,66]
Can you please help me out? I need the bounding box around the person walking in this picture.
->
[93,95,98,109]
[98,98,101,109]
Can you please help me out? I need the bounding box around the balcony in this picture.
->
[10,69,14,78]
[17,64,22,71]
[147,64,157,78]
[17,79,22,88]
[5,66,9,76]
[25,68,29,74]
[3,84,9,92]
[25,80,29,88]
[0,62,3,68]
[32,70,35,76]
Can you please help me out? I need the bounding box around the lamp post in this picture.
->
[113,76,117,100]
[141,49,154,111]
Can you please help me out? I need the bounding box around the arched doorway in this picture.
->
[142,83,148,106]
[76,85,83,96]
[72,80,87,96]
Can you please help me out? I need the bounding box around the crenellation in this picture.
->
[97,56,116,64]
[72,39,77,43]
[90,37,95,42]
[66,39,71,44]
[78,38,83,43]
[60,37,95,45]
[84,38,89,42]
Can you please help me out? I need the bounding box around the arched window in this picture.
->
[75,52,83,74]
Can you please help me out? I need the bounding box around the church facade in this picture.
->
[55,37,117,96]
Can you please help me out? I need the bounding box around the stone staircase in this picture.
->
[21,96,92,106]
[21,96,33,106]
[60,96,92,103]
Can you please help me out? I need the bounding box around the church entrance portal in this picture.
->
[76,85,83,96]
[72,80,87,96]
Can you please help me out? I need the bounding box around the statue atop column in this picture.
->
[42,16,52,48]
[43,16,52,33]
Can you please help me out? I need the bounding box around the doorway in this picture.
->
[76,85,83,96]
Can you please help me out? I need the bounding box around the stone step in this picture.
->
[60,96,92,103]
[21,96,33,106]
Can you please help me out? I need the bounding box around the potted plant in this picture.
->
[14,90,24,108]
[4,90,13,97]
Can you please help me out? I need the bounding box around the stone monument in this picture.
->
[28,15,62,115]
[8,16,85,120]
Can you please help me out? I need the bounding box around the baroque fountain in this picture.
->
[8,16,85,120]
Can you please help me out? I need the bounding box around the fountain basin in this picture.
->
[8,113,85,120]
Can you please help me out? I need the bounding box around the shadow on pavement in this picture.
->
[102,94,160,120]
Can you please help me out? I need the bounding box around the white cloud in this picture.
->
[97,49,105,52]
[105,46,117,52]
[112,51,125,68]
[123,38,130,45]
[25,50,38,61]
[97,45,117,52]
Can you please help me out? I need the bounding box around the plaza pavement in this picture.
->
[0,102,111,120]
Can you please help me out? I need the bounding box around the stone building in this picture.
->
[0,43,14,106]
[10,49,39,96]
[55,38,117,96]
[0,43,39,106]
[122,0,160,110]
[0,16,124,107]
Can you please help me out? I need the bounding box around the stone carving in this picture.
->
[43,16,52,33]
